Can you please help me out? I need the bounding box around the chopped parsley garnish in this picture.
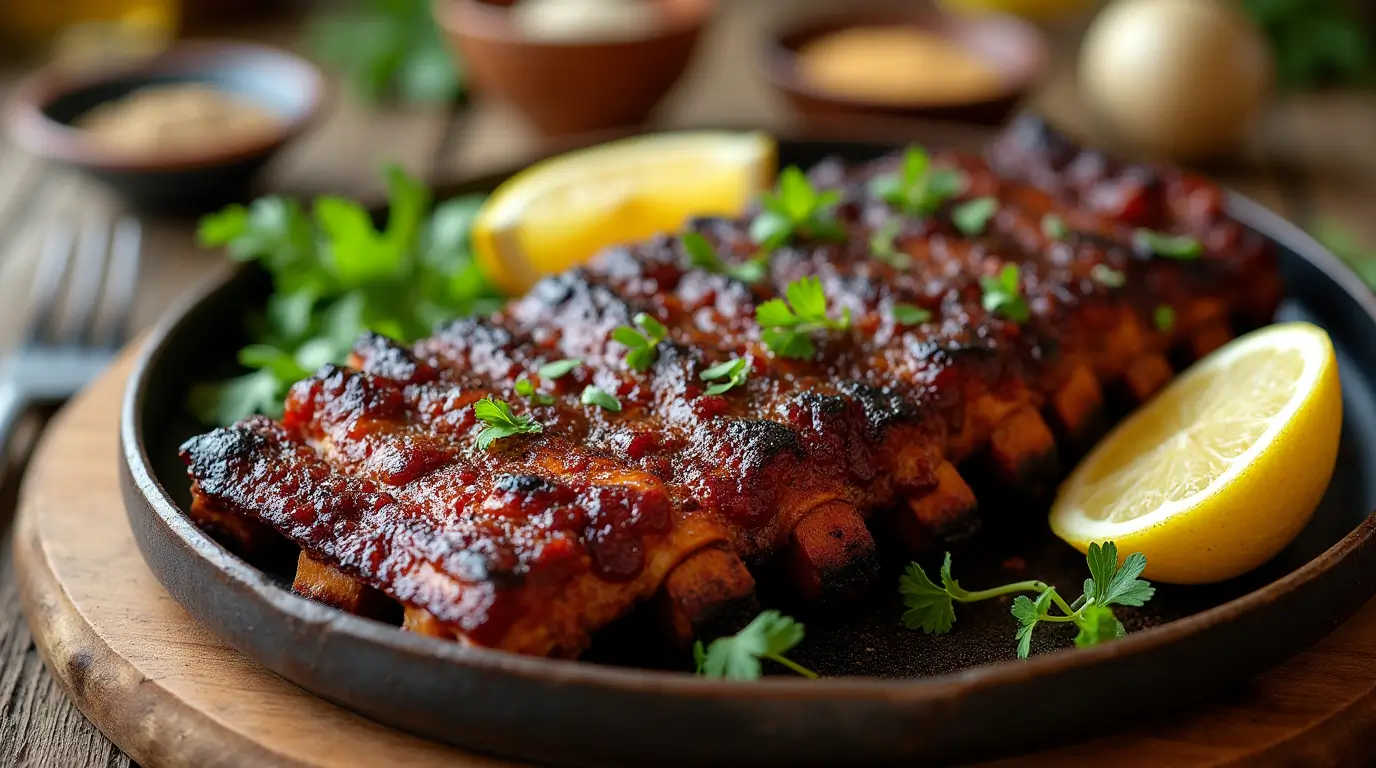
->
[581,385,622,412]
[1134,229,1203,260]
[514,377,554,405]
[537,358,581,380]
[892,303,932,326]
[682,232,768,284]
[900,541,1154,659]
[750,166,846,250]
[1090,264,1127,288]
[611,313,668,371]
[755,276,852,360]
[869,220,910,269]
[869,145,966,217]
[694,610,817,680]
[979,264,1030,324]
[1042,213,1069,241]
[473,396,542,449]
[1154,304,1176,332]
[952,196,999,236]
[700,357,750,395]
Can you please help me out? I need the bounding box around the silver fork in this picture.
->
[0,215,142,460]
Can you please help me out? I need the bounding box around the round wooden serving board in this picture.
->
[14,351,1376,768]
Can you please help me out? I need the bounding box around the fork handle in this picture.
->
[0,382,30,470]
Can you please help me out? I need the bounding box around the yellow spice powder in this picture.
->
[796,26,1005,105]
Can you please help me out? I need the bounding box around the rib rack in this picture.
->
[181,118,1282,659]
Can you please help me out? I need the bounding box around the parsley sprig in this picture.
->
[869,146,966,217]
[952,196,999,237]
[683,232,768,284]
[750,167,846,250]
[900,542,1154,659]
[611,313,669,371]
[869,220,910,269]
[514,377,554,405]
[755,277,851,360]
[700,357,750,395]
[694,610,817,680]
[979,264,1030,324]
[473,397,543,450]
[581,385,622,412]
[190,167,499,426]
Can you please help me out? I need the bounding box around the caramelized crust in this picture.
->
[181,118,1282,658]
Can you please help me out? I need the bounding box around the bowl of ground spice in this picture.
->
[6,40,326,214]
[763,8,1048,127]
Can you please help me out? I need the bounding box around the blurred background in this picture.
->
[0,1,1373,765]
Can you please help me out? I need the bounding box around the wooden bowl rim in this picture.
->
[761,8,1050,112]
[4,39,329,173]
[120,136,1376,705]
[433,0,716,49]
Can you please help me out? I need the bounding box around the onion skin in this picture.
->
[1079,0,1274,161]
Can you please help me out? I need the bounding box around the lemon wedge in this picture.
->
[472,131,776,296]
[1050,322,1342,584]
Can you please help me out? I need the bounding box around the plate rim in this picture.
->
[120,142,1376,706]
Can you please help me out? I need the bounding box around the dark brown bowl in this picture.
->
[434,0,713,137]
[5,40,327,215]
[119,131,1376,766]
[763,8,1049,127]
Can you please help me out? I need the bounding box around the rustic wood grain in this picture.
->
[14,358,1376,768]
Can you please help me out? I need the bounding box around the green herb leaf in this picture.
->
[612,313,669,371]
[891,303,932,326]
[755,276,851,360]
[1135,229,1203,260]
[979,264,1030,324]
[752,167,846,250]
[473,396,542,449]
[1154,304,1176,332]
[515,377,555,405]
[537,358,581,380]
[305,0,464,105]
[899,560,956,634]
[581,385,622,412]
[869,220,910,269]
[869,146,967,217]
[1073,604,1125,649]
[1011,589,1057,659]
[1042,213,1069,241]
[1084,542,1155,608]
[952,196,999,237]
[1090,264,1127,288]
[700,357,750,396]
[695,610,817,680]
[683,232,768,283]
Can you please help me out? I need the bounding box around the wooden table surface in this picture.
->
[0,3,1373,766]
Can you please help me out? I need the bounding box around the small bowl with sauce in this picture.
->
[763,9,1048,127]
[435,0,714,137]
[6,40,326,214]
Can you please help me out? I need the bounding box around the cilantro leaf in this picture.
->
[700,357,750,396]
[514,377,554,405]
[1134,229,1203,260]
[683,232,768,284]
[980,264,1030,324]
[612,313,668,371]
[869,146,967,217]
[755,277,851,360]
[537,358,581,380]
[1073,604,1125,649]
[695,610,817,680]
[869,220,911,269]
[952,196,999,237]
[751,167,846,250]
[899,560,956,634]
[473,396,542,449]
[891,303,932,326]
[581,385,622,412]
